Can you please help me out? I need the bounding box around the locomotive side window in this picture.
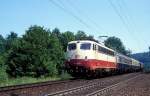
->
[98,46,101,52]
[95,45,97,50]
[80,43,91,50]
[108,50,115,56]
[98,46,106,54]
[68,43,76,50]
[93,44,97,51]
[93,44,95,50]
[98,46,114,56]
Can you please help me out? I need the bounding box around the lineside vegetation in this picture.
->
[0,25,130,87]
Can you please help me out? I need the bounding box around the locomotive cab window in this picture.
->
[80,43,91,50]
[68,43,76,50]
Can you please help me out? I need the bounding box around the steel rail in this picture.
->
[86,74,141,96]
[46,81,101,96]
[46,73,140,96]
[0,78,77,92]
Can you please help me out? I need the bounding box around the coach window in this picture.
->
[68,43,76,50]
[80,43,91,50]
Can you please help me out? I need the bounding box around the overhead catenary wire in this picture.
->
[108,0,131,34]
[48,0,97,34]
[119,0,149,48]
[49,0,145,52]
[117,1,142,45]
[107,0,142,51]
[64,0,140,45]
[53,0,109,39]
[62,0,108,35]
[120,0,137,29]
[107,0,130,41]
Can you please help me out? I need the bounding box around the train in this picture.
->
[65,40,143,77]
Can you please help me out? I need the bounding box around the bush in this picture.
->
[6,26,65,77]
[0,67,8,83]
[60,71,72,80]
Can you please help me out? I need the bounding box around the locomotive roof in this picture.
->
[68,40,115,52]
[117,53,141,63]
[131,58,140,62]
[68,40,97,44]
[116,53,132,60]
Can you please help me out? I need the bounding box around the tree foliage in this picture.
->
[75,31,97,42]
[104,36,130,55]
[49,34,65,74]
[61,31,75,51]
[75,31,87,40]
[5,32,18,51]
[0,35,6,54]
[6,26,64,77]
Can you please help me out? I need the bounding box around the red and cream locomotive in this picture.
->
[65,40,142,77]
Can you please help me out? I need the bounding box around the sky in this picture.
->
[0,0,150,53]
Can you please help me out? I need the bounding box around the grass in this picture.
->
[0,76,60,87]
[0,72,72,87]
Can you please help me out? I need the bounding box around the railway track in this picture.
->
[46,73,140,96]
[86,74,141,96]
[0,73,140,96]
[0,78,81,96]
[46,80,101,96]
[110,73,150,96]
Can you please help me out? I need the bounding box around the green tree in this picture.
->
[6,39,26,77]
[61,31,75,51]
[49,34,65,74]
[126,49,132,56]
[0,35,5,54]
[86,35,98,42]
[0,35,8,82]
[6,25,63,77]
[51,28,61,39]
[7,32,17,40]
[75,31,97,42]
[75,31,87,40]
[5,32,18,51]
[104,36,127,55]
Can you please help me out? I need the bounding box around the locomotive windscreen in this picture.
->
[68,43,76,50]
[80,43,91,50]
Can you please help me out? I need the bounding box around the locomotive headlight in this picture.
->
[85,56,88,60]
